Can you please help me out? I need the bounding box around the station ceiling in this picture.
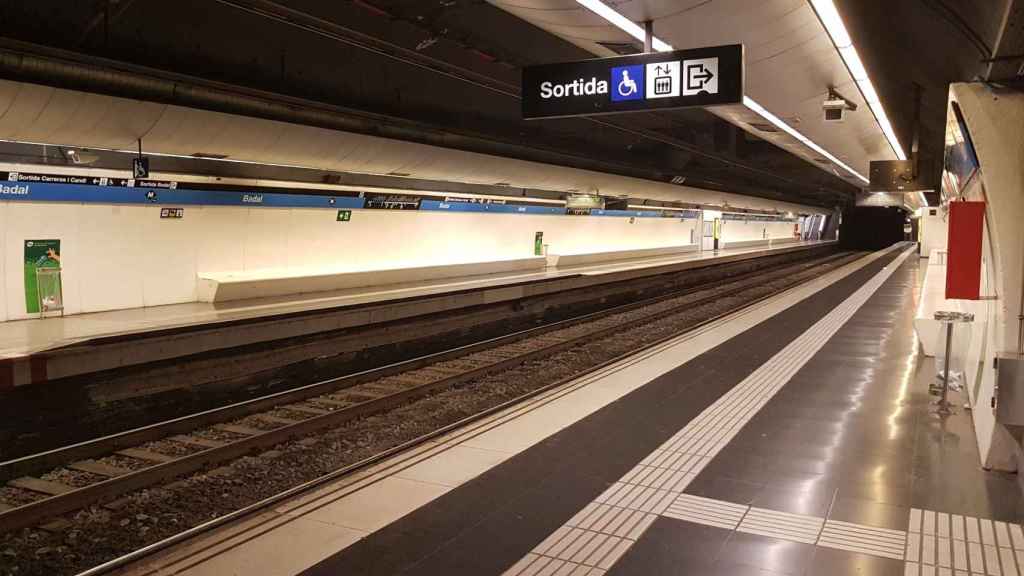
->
[0,0,1016,209]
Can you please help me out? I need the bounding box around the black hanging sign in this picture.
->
[522,44,744,120]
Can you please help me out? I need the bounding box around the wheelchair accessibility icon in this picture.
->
[618,70,638,97]
[610,65,644,102]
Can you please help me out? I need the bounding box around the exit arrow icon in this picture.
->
[688,64,714,89]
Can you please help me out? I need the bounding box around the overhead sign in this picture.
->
[565,193,605,210]
[132,157,150,179]
[522,45,743,120]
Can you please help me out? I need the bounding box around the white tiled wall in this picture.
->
[194,206,248,274]
[3,202,83,320]
[721,220,796,242]
[77,204,146,312]
[0,202,6,322]
[139,205,200,307]
[0,202,698,320]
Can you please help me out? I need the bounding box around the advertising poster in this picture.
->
[24,239,61,313]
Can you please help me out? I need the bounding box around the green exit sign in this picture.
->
[336,210,352,222]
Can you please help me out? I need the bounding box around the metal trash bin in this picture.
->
[35,267,64,317]
[932,310,974,415]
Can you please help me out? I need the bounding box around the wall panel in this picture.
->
[242,208,292,271]
[3,202,82,319]
[139,205,200,306]
[195,206,248,274]
[77,204,145,313]
[0,203,6,322]
[2,202,751,320]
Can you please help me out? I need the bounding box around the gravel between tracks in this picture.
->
[0,253,860,576]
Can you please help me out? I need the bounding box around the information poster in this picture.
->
[24,239,61,313]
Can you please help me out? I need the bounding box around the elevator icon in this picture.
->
[652,65,673,95]
[645,61,680,99]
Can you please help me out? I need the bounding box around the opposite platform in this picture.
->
[0,240,832,389]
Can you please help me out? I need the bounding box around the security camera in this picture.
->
[823,99,848,122]
[823,87,857,123]
[65,149,100,165]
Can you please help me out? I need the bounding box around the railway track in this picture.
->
[0,250,859,536]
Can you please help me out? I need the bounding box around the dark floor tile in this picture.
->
[834,474,913,508]
[755,470,838,496]
[749,484,837,517]
[804,546,906,576]
[685,475,764,505]
[705,560,793,575]
[909,470,1024,521]
[718,532,816,575]
[758,452,836,477]
[699,453,768,483]
[826,496,909,531]
[606,517,730,576]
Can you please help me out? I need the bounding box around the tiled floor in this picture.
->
[117,244,1023,576]
[604,250,1024,575]
[118,244,874,576]
[294,247,912,576]
[508,247,916,575]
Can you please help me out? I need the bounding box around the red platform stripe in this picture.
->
[0,358,13,390]
[29,355,48,385]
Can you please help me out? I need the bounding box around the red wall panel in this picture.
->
[945,201,985,300]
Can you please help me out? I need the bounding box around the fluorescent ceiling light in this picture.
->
[743,96,869,184]
[574,0,673,52]
[575,0,870,187]
[808,0,907,161]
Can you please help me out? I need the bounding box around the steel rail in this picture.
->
[71,249,871,576]
[0,251,852,532]
[0,248,836,480]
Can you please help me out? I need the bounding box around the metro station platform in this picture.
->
[0,240,831,389]
[114,243,1024,576]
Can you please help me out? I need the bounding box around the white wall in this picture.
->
[540,216,696,256]
[720,220,796,243]
[949,84,1024,471]
[3,202,83,321]
[0,202,699,320]
[0,202,6,322]
[919,212,948,258]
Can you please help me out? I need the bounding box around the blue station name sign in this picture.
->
[522,44,743,120]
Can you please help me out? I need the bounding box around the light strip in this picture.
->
[574,0,673,52]
[808,0,907,161]
[574,0,870,187]
[743,96,869,184]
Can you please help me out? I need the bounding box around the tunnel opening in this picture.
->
[839,205,909,251]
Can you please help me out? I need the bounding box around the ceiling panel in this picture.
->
[487,0,899,184]
[0,79,823,214]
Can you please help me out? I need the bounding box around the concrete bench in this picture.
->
[723,238,801,250]
[547,244,698,268]
[769,237,801,246]
[721,239,770,249]
[197,256,548,303]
